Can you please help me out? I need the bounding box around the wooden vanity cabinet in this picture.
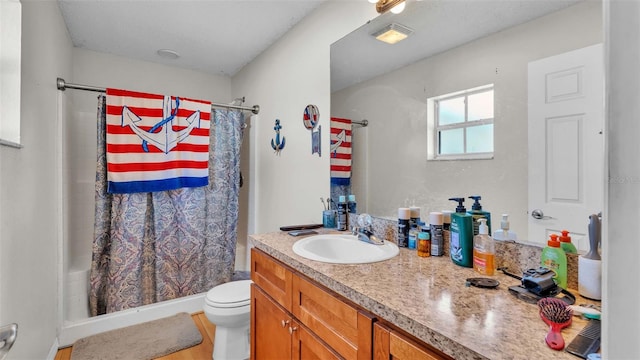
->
[251,248,448,360]
[373,323,452,360]
[251,248,372,360]
[251,284,340,360]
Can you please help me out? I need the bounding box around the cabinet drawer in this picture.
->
[251,248,293,311]
[292,275,373,360]
[294,323,342,360]
[373,323,451,360]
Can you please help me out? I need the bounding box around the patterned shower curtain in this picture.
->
[89,95,244,316]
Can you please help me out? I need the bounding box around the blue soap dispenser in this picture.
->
[448,197,474,268]
[468,195,491,236]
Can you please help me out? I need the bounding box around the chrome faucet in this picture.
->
[351,214,384,245]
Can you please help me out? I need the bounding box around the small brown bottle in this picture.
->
[417,230,431,257]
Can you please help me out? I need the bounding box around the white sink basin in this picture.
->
[292,233,399,264]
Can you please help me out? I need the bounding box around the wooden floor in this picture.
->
[54,312,215,360]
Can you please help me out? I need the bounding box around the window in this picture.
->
[0,0,22,148]
[427,85,494,160]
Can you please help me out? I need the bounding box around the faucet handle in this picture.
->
[357,213,373,228]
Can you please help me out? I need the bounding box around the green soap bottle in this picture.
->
[559,230,578,254]
[448,198,474,268]
[540,234,567,289]
[467,196,491,236]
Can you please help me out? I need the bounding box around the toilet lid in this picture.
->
[205,279,252,308]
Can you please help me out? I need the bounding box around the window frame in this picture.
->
[0,0,22,148]
[427,84,494,161]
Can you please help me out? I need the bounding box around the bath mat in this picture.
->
[70,312,202,360]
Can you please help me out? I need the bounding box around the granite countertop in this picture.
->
[250,229,598,360]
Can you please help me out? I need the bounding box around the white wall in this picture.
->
[0,1,72,358]
[332,1,601,239]
[604,1,640,357]
[232,1,377,234]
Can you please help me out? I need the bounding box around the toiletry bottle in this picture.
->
[442,210,452,251]
[408,222,418,250]
[337,195,348,231]
[449,198,474,268]
[559,230,577,254]
[397,208,411,248]
[473,219,495,275]
[492,214,517,241]
[540,234,568,289]
[467,196,492,236]
[417,229,431,257]
[429,212,444,256]
[410,206,421,227]
[348,194,357,214]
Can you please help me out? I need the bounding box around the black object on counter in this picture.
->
[465,277,500,289]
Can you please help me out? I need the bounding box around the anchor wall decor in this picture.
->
[271,119,285,155]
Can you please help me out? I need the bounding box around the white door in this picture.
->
[528,44,604,251]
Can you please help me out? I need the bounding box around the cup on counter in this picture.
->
[323,210,337,228]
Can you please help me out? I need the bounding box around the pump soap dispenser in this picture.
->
[468,196,491,236]
[448,197,474,268]
[492,214,517,241]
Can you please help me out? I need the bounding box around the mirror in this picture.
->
[330,0,603,245]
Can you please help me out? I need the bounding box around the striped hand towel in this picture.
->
[330,117,352,185]
[105,88,211,194]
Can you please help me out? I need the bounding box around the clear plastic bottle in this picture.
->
[541,234,568,289]
[472,218,495,275]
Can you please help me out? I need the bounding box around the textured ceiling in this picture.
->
[58,0,325,77]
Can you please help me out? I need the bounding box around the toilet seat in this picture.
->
[205,279,252,308]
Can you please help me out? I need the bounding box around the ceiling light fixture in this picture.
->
[157,49,180,59]
[372,23,413,45]
[376,0,406,14]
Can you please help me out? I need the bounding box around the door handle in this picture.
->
[0,323,18,360]
[288,326,298,335]
[281,320,289,328]
[531,209,555,220]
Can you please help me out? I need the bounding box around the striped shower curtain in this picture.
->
[89,95,244,316]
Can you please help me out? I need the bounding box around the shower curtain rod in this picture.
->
[352,119,368,127]
[56,77,260,115]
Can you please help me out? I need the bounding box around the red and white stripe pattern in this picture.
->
[330,117,352,185]
[105,88,211,194]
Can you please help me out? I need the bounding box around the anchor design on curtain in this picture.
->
[121,96,203,153]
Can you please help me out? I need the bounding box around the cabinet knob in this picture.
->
[281,320,290,328]
[288,326,298,335]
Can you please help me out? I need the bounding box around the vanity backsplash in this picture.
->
[354,214,579,290]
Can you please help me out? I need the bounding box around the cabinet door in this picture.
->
[292,275,373,360]
[251,248,293,311]
[373,323,450,360]
[251,284,292,360]
[292,323,342,360]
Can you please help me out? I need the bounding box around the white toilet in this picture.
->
[203,279,253,360]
